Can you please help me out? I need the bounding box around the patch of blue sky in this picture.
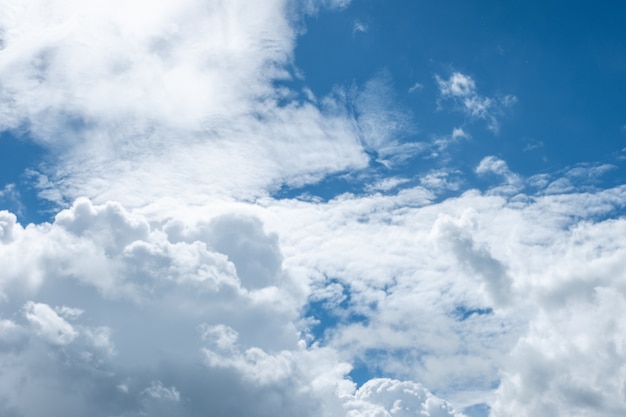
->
[274,169,372,201]
[0,131,54,224]
[347,348,400,388]
[346,346,498,394]
[452,305,494,322]
[303,278,370,343]
[348,356,376,388]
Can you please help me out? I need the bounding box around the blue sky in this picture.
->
[291,0,626,196]
[1,1,626,416]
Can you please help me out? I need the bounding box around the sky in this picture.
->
[1,1,626,416]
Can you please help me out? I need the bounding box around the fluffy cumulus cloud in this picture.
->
[4,183,626,415]
[347,379,465,417]
[490,216,626,417]
[0,197,473,417]
[257,180,626,412]
[1,1,626,417]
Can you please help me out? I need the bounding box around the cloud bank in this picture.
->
[0,198,469,417]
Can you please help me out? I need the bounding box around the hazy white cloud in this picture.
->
[475,156,522,195]
[299,0,353,15]
[500,94,518,107]
[475,156,510,177]
[0,184,23,216]
[523,140,544,151]
[408,82,424,93]
[452,127,469,140]
[352,71,424,167]
[431,211,512,307]
[353,20,368,35]
[528,163,618,196]
[419,169,463,192]
[1,173,626,415]
[23,301,78,345]
[355,72,415,152]
[253,177,626,412]
[0,0,368,206]
[364,177,410,193]
[0,184,17,200]
[432,127,470,156]
[0,196,494,416]
[436,72,515,133]
[492,291,626,417]
[565,163,615,181]
[437,73,478,98]
[143,381,181,402]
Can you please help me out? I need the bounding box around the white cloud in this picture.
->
[0,198,342,416]
[431,210,512,307]
[0,184,23,215]
[432,127,471,155]
[523,140,544,151]
[54,305,84,320]
[544,177,575,195]
[408,82,423,93]
[364,177,410,193]
[419,169,463,192]
[345,378,466,417]
[0,210,17,244]
[354,71,418,163]
[353,20,368,35]
[565,163,615,181]
[83,326,116,355]
[452,127,469,140]
[0,0,368,206]
[1,173,626,415]
[475,156,522,195]
[23,301,78,345]
[475,156,510,177]
[200,323,240,352]
[254,178,626,412]
[143,381,181,402]
[493,286,626,417]
[436,72,515,133]
[500,94,518,107]
[437,72,478,98]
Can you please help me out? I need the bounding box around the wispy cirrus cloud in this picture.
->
[353,70,424,167]
[436,72,516,133]
[352,20,368,35]
[408,82,424,93]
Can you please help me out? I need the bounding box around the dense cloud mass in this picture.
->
[0,199,471,417]
[1,0,626,416]
[2,186,626,416]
